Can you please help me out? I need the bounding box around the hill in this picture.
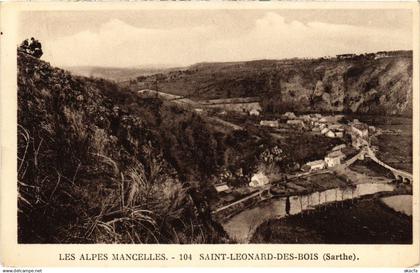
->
[122,51,413,116]
[64,65,181,82]
[18,52,259,243]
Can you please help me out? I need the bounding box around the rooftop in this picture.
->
[306,159,325,166]
[326,150,346,158]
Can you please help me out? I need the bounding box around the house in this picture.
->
[260,120,279,127]
[214,183,230,193]
[332,144,346,151]
[287,119,305,128]
[324,150,346,168]
[321,127,329,135]
[283,112,296,119]
[249,172,269,188]
[328,124,342,130]
[325,130,336,138]
[375,51,388,59]
[351,123,369,138]
[335,132,344,138]
[249,109,260,116]
[302,160,326,172]
[336,53,356,60]
[301,115,311,121]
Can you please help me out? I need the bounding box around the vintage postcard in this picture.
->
[0,1,419,268]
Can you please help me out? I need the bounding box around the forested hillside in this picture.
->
[18,52,247,243]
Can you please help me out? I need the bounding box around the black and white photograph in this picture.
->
[8,4,417,250]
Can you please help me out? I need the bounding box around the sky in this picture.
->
[18,9,413,68]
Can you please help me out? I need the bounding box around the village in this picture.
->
[134,88,411,222]
[210,109,389,217]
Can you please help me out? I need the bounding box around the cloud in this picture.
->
[44,13,412,67]
[45,19,215,67]
[205,12,411,61]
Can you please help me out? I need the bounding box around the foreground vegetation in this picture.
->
[18,52,244,243]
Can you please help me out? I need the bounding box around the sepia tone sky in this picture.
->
[18,9,413,67]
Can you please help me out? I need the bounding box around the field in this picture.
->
[291,173,349,192]
[250,197,412,244]
[349,158,395,179]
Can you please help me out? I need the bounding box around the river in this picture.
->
[222,182,395,243]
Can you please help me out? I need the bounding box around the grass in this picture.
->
[349,158,394,178]
[251,197,412,244]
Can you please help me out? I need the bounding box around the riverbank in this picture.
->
[250,195,412,244]
[355,115,412,173]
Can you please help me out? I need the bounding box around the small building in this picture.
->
[194,108,204,113]
[301,115,311,121]
[324,150,346,168]
[321,127,329,135]
[332,144,346,151]
[283,112,296,119]
[325,130,336,138]
[287,119,305,128]
[335,132,344,138]
[328,124,342,130]
[249,109,260,116]
[249,172,269,188]
[351,123,369,138]
[260,120,279,127]
[337,53,356,60]
[302,160,326,172]
[375,51,388,59]
[214,183,230,193]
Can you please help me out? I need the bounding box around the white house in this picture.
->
[335,132,344,138]
[324,150,346,168]
[249,172,269,187]
[302,160,326,172]
[321,127,329,135]
[287,119,305,128]
[325,130,336,138]
[260,120,279,127]
[284,112,296,119]
[351,123,369,138]
[214,183,230,193]
[249,108,260,116]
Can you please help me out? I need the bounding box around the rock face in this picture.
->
[125,52,413,116]
[270,57,412,116]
